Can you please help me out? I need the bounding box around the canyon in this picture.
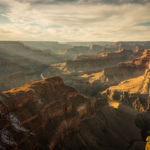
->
[42,49,150,97]
[0,77,145,150]
[1,41,150,150]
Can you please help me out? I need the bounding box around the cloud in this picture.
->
[14,0,150,4]
[0,0,150,41]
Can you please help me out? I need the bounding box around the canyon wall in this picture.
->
[0,77,144,150]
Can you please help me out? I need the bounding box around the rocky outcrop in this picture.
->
[101,66,150,112]
[89,44,104,52]
[95,50,150,84]
[126,49,150,61]
[63,45,104,60]
[64,49,133,72]
[115,41,150,51]
[101,42,138,53]
[0,77,144,150]
[103,62,146,82]
[119,43,137,51]
[42,49,150,98]
[101,46,120,53]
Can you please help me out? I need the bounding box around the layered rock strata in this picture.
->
[101,66,150,112]
[0,77,144,150]
[64,49,133,72]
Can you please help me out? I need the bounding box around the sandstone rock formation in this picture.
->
[0,77,144,150]
[115,41,150,51]
[101,65,150,112]
[42,49,149,97]
[126,49,150,61]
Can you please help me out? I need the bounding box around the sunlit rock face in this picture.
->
[0,77,144,150]
[101,64,150,113]
[42,49,150,97]
[100,50,150,84]
[126,49,150,61]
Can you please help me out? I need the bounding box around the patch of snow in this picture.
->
[38,97,43,105]
[8,112,28,132]
[0,128,17,146]
[30,88,43,105]
[9,112,20,125]
[12,123,28,132]
[30,132,35,136]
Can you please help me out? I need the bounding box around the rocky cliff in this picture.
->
[115,41,150,51]
[126,49,150,61]
[103,62,146,82]
[0,77,144,150]
[63,45,104,60]
[97,50,150,83]
[64,49,133,72]
[42,49,148,97]
[101,66,150,112]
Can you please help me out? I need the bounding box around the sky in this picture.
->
[0,0,150,42]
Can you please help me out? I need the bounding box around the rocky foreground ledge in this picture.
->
[0,77,146,150]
